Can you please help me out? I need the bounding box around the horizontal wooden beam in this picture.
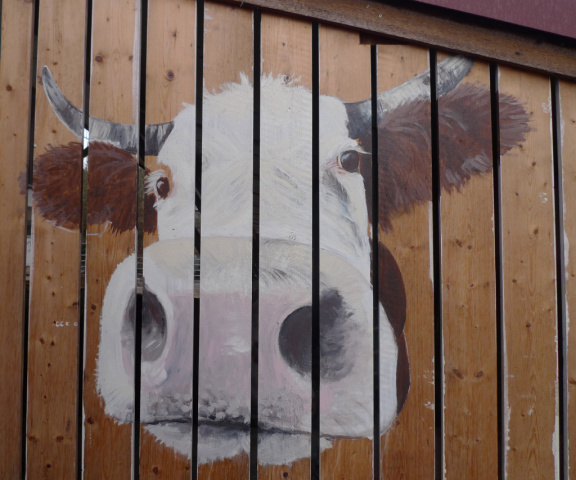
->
[223,0,576,80]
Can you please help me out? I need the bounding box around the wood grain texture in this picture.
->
[204,2,254,91]
[197,3,253,479]
[499,66,559,479]
[440,59,498,479]
[223,0,576,80]
[0,0,35,477]
[83,0,140,477]
[318,24,373,480]
[26,1,86,477]
[559,79,576,479]
[139,0,196,477]
[377,44,435,479]
[257,12,312,480]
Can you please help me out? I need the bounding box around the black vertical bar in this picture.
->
[192,1,204,477]
[310,20,320,480]
[370,44,381,480]
[489,62,505,480]
[429,49,443,480]
[249,9,261,480]
[133,0,149,477]
[551,77,568,480]
[76,0,93,477]
[22,0,40,474]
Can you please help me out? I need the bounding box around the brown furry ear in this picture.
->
[359,83,530,231]
[33,142,83,229]
[33,141,158,233]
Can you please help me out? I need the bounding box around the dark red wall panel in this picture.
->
[409,0,576,39]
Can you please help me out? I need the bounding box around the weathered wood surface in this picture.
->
[499,66,559,478]
[26,1,85,477]
[83,0,140,476]
[560,78,576,478]
[198,2,253,479]
[257,12,313,480]
[139,0,197,477]
[378,44,435,479]
[0,0,35,477]
[224,0,576,80]
[440,59,498,478]
[318,24,373,480]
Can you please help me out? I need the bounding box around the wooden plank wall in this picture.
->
[27,1,85,478]
[141,0,197,477]
[0,1,575,478]
[0,0,36,477]
[378,44,435,478]
[83,0,140,477]
[319,24,373,480]
[258,13,312,480]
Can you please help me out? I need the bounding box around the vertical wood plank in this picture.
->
[139,0,196,477]
[83,0,139,476]
[440,60,499,478]
[378,44,436,479]
[318,24,373,480]
[197,2,253,479]
[559,78,576,478]
[0,0,35,476]
[26,0,86,477]
[258,12,313,480]
[499,66,559,479]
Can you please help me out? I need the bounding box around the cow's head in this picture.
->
[35,57,529,464]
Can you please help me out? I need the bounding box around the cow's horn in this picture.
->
[345,56,474,139]
[42,66,173,156]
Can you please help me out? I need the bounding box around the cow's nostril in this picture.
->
[278,289,355,381]
[121,284,167,362]
[278,305,312,377]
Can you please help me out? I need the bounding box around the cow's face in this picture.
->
[96,78,398,464]
[35,58,529,465]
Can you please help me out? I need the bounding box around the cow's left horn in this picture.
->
[42,66,173,156]
[345,56,474,139]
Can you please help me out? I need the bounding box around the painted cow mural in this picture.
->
[33,56,529,465]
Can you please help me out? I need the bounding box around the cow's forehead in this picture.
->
[158,77,359,173]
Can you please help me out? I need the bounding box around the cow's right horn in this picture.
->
[345,56,474,139]
[42,66,173,156]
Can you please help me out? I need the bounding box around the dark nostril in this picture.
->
[278,305,313,377]
[278,289,355,381]
[121,284,167,362]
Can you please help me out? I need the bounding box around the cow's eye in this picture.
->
[338,150,360,173]
[156,176,170,199]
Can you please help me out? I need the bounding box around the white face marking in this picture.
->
[97,77,399,465]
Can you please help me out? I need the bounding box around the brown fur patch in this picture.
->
[33,142,83,229]
[395,332,410,414]
[359,83,530,231]
[377,242,406,338]
[33,141,158,233]
[376,242,410,413]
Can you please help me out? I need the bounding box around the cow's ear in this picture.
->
[33,142,83,230]
[33,141,157,234]
[359,83,530,231]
